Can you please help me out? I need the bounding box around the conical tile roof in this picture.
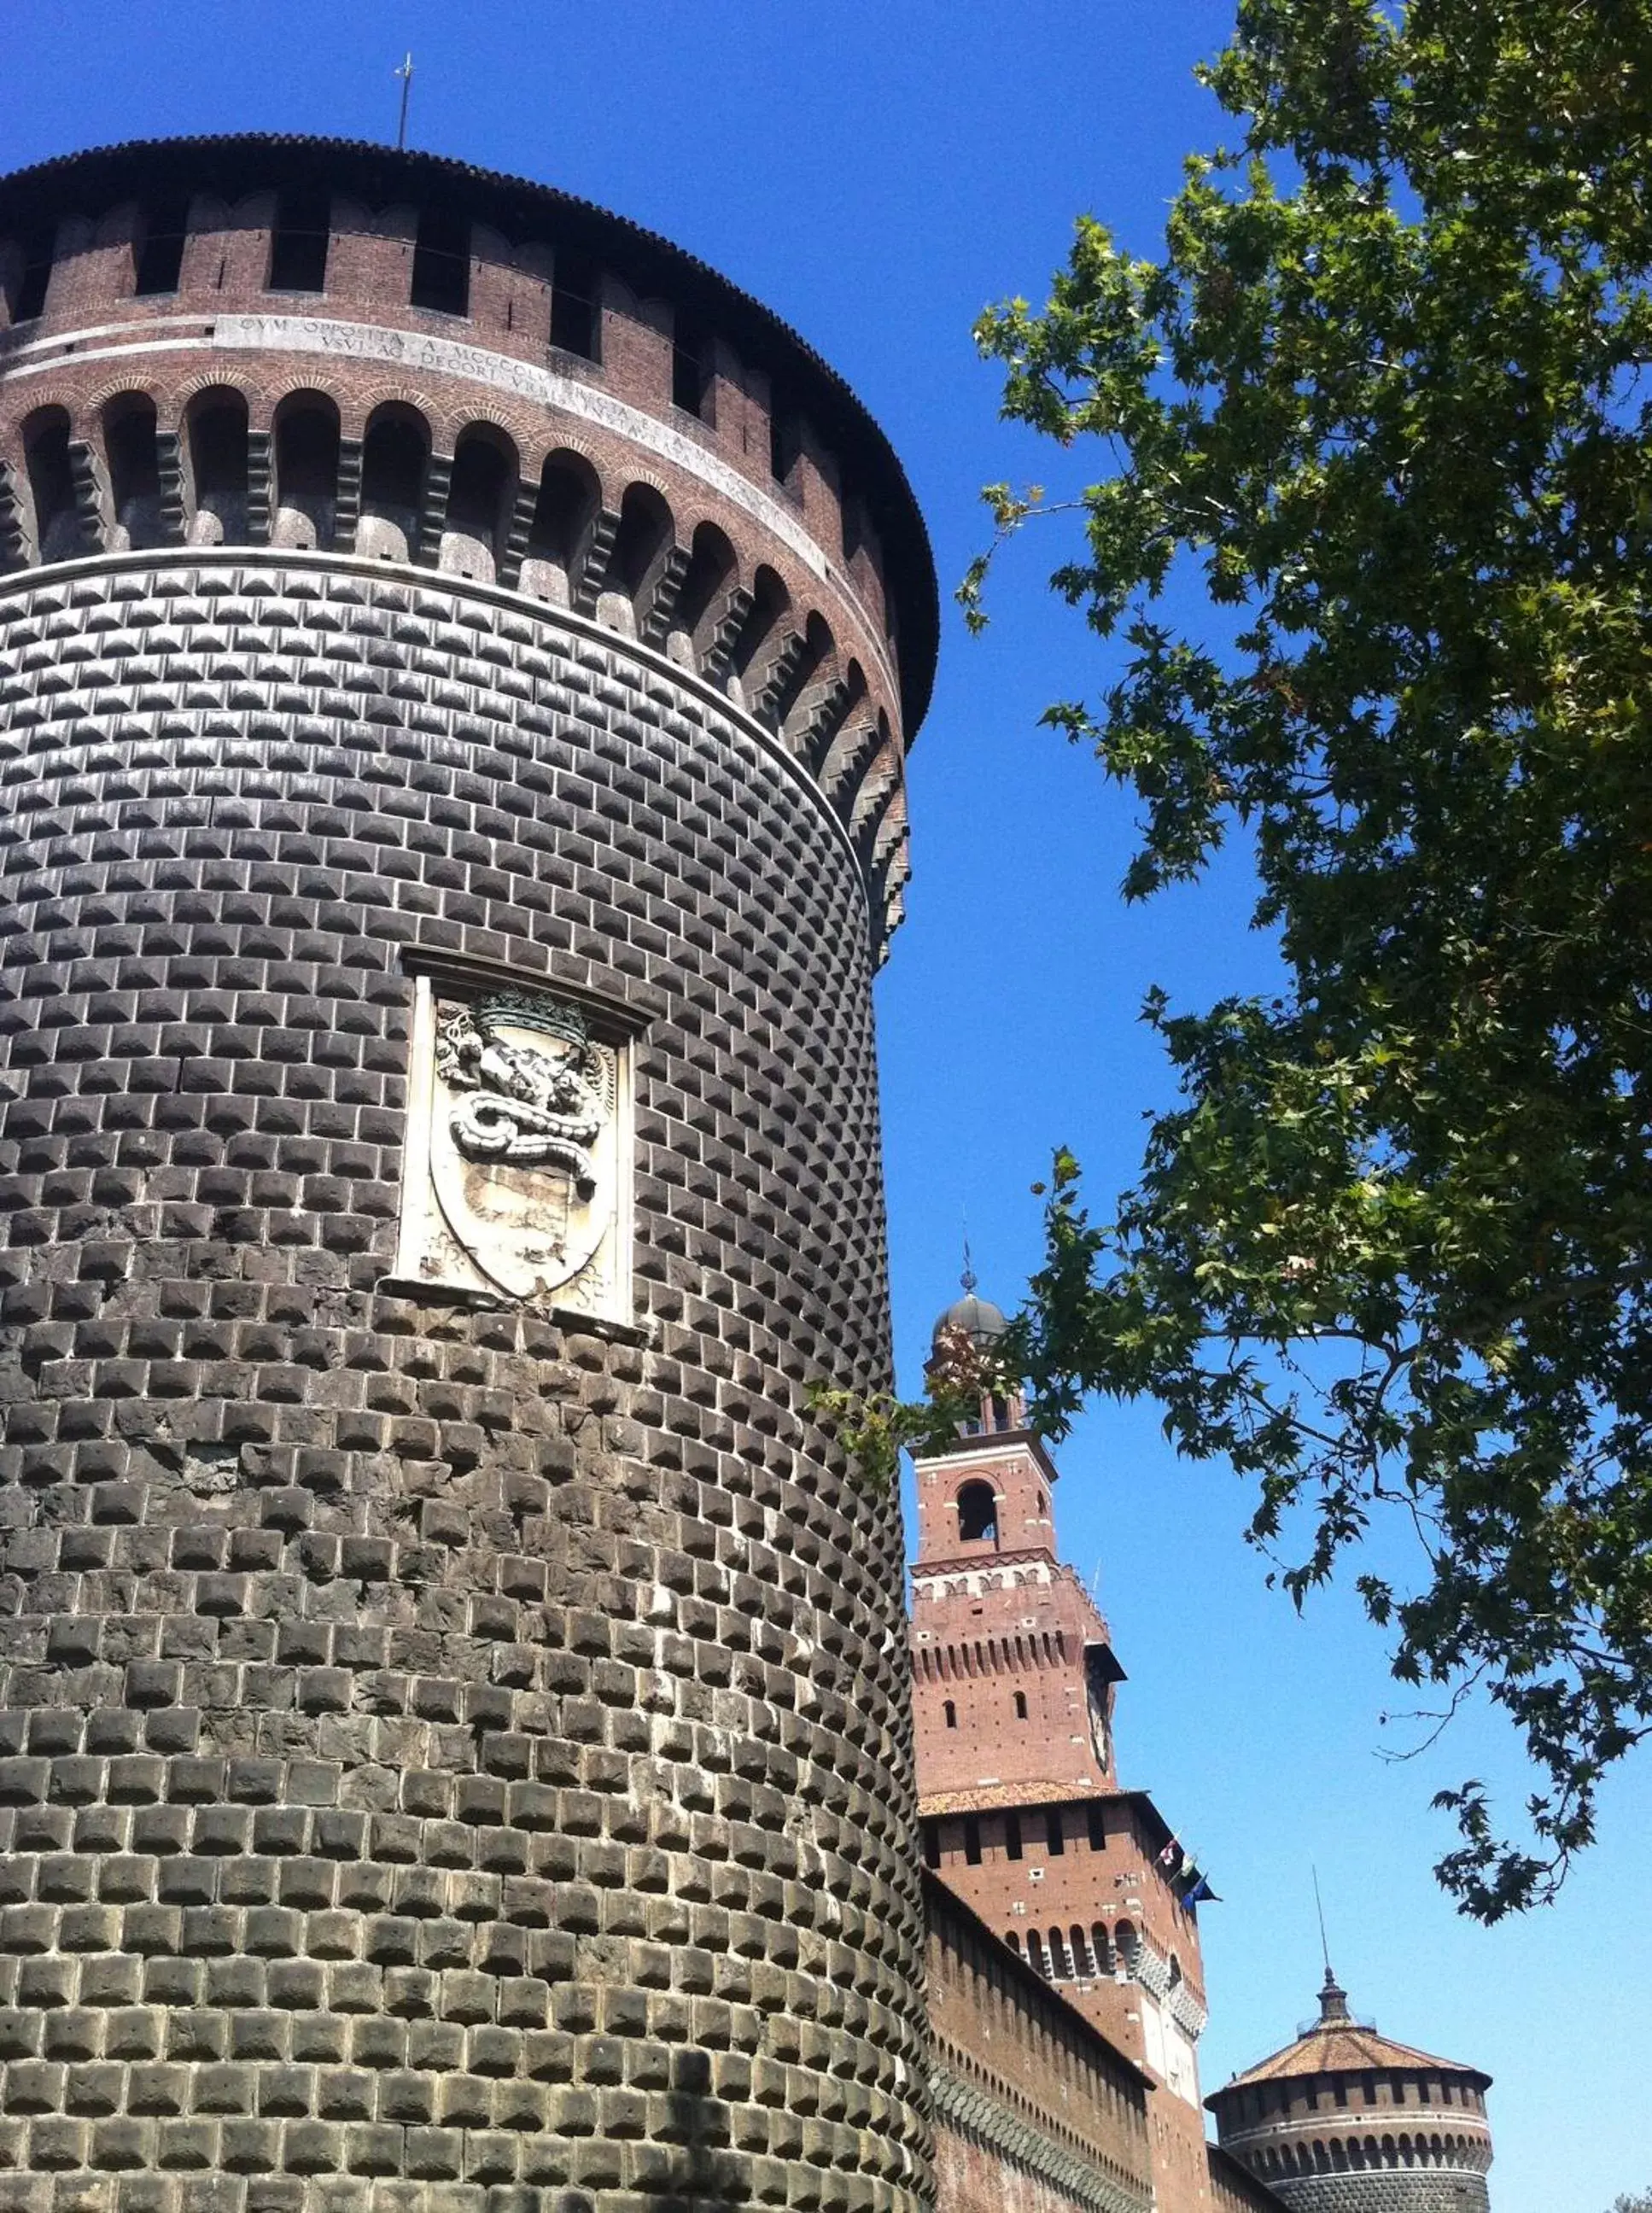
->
[1213,1971,1491,2098]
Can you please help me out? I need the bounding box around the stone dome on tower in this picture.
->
[930,1251,1008,1351]
[1207,1965,1494,2211]
[930,1287,1007,1350]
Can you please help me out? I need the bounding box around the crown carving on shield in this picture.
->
[472,988,591,1048]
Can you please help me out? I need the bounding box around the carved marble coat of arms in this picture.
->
[394,977,630,1317]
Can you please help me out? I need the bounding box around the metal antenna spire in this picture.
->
[1311,1870,1352,2022]
[1312,1865,1333,1976]
[960,1229,977,1297]
[394,54,415,150]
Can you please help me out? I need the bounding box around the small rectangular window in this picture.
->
[134,200,190,296]
[268,188,330,293]
[1005,1813,1023,1862]
[922,1824,940,1870]
[551,249,598,359]
[1086,1803,1107,1850]
[672,311,710,418]
[6,227,54,323]
[1047,1810,1065,1856]
[964,1818,982,1866]
[411,207,470,316]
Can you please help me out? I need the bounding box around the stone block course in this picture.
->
[1255,2181,1487,2213]
[0,553,928,2213]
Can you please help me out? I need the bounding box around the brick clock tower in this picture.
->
[911,1282,1219,2213]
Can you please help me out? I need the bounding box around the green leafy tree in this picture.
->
[1608,2194,1652,2213]
[963,0,1652,1918]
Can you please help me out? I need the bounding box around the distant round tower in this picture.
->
[1206,1970,1494,2213]
[0,137,935,2213]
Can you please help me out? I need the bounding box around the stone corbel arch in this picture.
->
[345,377,442,440]
[172,368,257,417]
[566,438,626,519]
[85,371,166,414]
[618,462,672,503]
[1,382,80,445]
[435,402,517,453]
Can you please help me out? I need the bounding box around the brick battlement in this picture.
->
[0,137,930,956]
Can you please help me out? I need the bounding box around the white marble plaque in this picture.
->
[394,975,631,1320]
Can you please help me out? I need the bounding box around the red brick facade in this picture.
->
[0,137,930,956]
[911,1363,1231,2213]
[925,1874,1153,2213]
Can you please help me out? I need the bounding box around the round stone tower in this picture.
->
[0,137,936,2213]
[1206,1971,1494,2213]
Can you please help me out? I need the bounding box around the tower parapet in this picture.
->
[0,135,937,2213]
[0,134,933,956]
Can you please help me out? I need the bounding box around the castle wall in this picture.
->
[0,129,942,2213]
[1208,2146,1293,2213]
[924,1800,1206,2040]
[931,2117,1133,2213]
[0,145,919,701]
[924,1876,1152,2213]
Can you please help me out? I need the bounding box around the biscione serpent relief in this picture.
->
[395,978,631,1317]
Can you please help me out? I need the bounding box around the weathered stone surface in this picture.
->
[0,555,929,2213]
[1254,2179,1489,2213]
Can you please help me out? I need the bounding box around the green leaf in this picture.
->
[966,0,1652,1921]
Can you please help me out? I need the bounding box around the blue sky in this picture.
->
[3,6,1646,2208]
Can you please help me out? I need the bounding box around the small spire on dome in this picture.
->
[960,1231,978,1297]
[1311,1871,1351,2021]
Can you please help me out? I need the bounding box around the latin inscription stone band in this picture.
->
[215,312,831,581]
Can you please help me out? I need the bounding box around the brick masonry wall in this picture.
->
[0,163,904,670]
[931,2110,1142,2213]
[1206,2146,1288,2213]
[0,552,930,2213]
[923,1875,1150,2211]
